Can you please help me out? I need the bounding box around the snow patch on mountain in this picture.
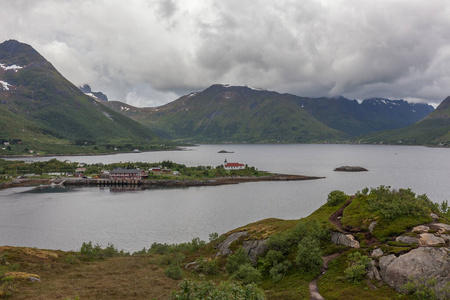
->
[0,63,23,72]
[0,80,11,90]
[85,92,98,100]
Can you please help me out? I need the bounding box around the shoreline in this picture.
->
[0,174,324,190]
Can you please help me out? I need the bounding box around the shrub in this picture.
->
[226,247,251,274]
[195,257,219,275]
[258,250,285,276]
[402,277,438,300]
[367,186,435,221]
[79,242,125,260]
[0,276,15,298]
[209,232,219,243]
[267,219,328,255]
[327,190,348,206]
[190,237,206,252]
[165,265,183,280]
[64,254,79,264]
[160,253,185,266]
[269,260,292,283]
[170,279,265,300]
[344,252,372,284]
[295,236,323,274]
[231,264,262,284]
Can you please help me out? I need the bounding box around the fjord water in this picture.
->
[1,144,449,252]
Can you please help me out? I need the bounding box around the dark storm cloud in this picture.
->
[0,0,449,107]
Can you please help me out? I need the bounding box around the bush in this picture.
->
[367,186,436,221]
[344,252,372,284]
[269,260,292,283]
[195,257,219,275]
[209,232,219,243]
[165,265,183,280]
[267,219,328,255]
[231,264,262,284]
[64,254,79,264]
[258,250,285,276]
[79,242,125,260]
[170,279,265,300]
[327,190,348,206]
[160,253,185,266]
[295,236,323,274]
[226,247,251,274]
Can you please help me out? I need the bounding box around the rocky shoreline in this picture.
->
[0,174,324,190]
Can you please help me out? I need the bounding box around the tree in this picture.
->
[295,236,323,274]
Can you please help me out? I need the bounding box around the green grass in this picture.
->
[341,187,435,240]
[318,251,412,300]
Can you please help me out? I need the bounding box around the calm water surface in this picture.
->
[1,144,449,252]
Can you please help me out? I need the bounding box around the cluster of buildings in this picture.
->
[73,159,246,181]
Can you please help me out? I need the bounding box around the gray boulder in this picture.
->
[381,247,450,291]
[412,225,429,233]
[395,235,419,244]
[242,239,268,264]
[215,231,248,256]
[379,254,396,279]
[369,221,377,233]
[367,260,381,281]
[331,232,360,248]
[433,223,450,233]
[419,233,445,246]
[371,248,384,258]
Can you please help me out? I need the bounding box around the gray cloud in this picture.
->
[1,0,449,107]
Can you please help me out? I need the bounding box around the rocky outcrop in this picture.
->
[215,231,248,256]
[379,247,450,292]
[215,231,267,264]
[330,232,360,248]
[242,239,268,264]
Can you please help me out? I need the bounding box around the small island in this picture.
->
[218,150,234,153]
[334,166,368,172]
[0,158,323,190]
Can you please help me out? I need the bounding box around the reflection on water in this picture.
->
[24,185,71,193]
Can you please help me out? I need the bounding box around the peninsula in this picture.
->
[0,158,323,190]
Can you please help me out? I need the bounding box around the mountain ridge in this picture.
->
[103,84,434,143]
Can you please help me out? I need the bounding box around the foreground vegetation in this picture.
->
[1,186,449,299]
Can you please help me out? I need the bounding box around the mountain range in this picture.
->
[1,39,448,152]
[0,40,160,154]
[102,84,434,143]
[364,96,450,145]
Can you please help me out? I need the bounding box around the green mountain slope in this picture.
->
[105,85,347,143]
[103,84,434,143]
[362,96,450,145]
[0,40,161,153]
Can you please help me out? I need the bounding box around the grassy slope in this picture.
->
[1,187,447,299]
[104,85,347,143]
[0,40,161,152]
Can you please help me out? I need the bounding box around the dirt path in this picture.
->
[309,253,340,300]
[328,197,354,232]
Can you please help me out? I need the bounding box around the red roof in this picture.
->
[225,163,245,167]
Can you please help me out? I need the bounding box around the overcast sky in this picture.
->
[1,0,449,107]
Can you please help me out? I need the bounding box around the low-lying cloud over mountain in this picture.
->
[1,1,449,107]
